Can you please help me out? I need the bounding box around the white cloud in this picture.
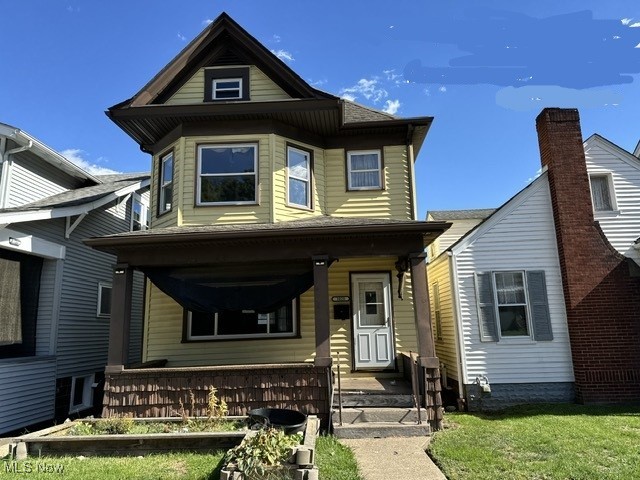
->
[309,78,327,87]
[203,18,214,26]
[439,86,447,93]
[340,78,389,103]
[341,93,357,102]
[622,18,633,25]
[60,149,120,176]
[383,99,401,115]
[272,34,281,43]
[177,32,187,42]
[271,49,294,62]
[631,22,640,28]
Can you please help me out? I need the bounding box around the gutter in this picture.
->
[448,250,468,403]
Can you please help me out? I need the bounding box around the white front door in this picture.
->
[352,273,395,369]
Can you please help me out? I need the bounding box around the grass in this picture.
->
[0,435,361,480]
[428,403,640,480]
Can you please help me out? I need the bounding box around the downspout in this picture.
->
[448,250,467,406]
[406,125,418,221]
[0,137,33,209]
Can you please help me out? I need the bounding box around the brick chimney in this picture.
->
[536,108,640,403]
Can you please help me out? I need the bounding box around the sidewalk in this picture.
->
[341,437,446,480]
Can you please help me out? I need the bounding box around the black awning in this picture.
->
[142,262,318,313]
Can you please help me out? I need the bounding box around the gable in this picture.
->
[165,65,290,106]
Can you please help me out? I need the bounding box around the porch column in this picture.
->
[410,252,443,430]
[409,253,437,366]
[312,255,332,367]
[106,263,133,372]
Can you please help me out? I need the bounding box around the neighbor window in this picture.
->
[197,144,257,205]
[493,271,529,337]
[347,150,382,190]
[70,374,94,413]
[287,146,311,208]
[432,282,443,341]
[159,152,174,214]
[590,174,614,212]
[131,193,150,231]
[186,301,296,340]
[97,283,112,317]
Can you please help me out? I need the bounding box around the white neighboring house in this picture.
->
[0,122,149,433]
[426,133,640,410]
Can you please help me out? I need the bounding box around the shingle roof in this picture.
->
[428,209,496,221]
[0,173,149,212]
[343,101,396,124]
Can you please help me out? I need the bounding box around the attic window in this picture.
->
[204,68,250,102]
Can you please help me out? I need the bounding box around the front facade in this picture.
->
[428,109,640,409]
[0,123,149,433]
[87,14,449,427]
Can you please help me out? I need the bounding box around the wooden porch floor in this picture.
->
[337,377,413,395]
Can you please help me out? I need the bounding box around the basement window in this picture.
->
[70,374,95,414]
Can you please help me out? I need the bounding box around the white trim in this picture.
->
[97,282,112,318]
[448,252,468,390]
[588,172,618,213]
[347,150,382,191]
[286,146,311,209]
[212,78,243,100]
[159,152,174,214]
[131,192,149,231]
[584,134,640,172]
[0,178,150,225]
[65,213,88,239]
[69,373,95,414]
[196,143,258,206]
[491,270,533,340]
[0,227,65,259]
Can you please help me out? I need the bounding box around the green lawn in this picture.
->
[0,435,360,480]
[428,404,640,480]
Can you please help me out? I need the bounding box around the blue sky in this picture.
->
[2,1,639,218]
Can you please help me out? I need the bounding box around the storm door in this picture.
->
[351,273,394,369]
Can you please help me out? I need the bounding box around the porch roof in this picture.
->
[84,216,450,267]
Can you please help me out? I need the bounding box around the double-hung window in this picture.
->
[159,152,173,215]
[131,193,149,231]
[432,282,443,341]
[493,271,529,337]
[347,150,382,190]
[197,144,257,205]
[287,146,311,209]
[186,301,297,341]
[589,174,615,212]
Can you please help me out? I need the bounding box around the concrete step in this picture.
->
[335,393,415,408]
[333,422,431,439]
[334,407,428,424]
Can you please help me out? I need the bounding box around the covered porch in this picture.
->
[85,217,449,428]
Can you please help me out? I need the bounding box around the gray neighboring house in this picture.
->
[0,122,149,434]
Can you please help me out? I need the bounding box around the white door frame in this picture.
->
[351,272,395,370]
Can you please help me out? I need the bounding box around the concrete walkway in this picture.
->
[341,437,446,480]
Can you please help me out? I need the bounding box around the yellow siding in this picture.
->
[250,67,290,101]
[143,257,417,378]
[151,140,181,229]
[273,136,326,221]
[427,255,460,382]
[165,66,290,105]
[325,146,412,219]
[180,134,271,225]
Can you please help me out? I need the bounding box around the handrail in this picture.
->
[409,351,422,425]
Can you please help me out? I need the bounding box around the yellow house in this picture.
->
[86,13,449,428]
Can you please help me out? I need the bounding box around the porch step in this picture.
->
[335,393,415,408]
[336,407,428,424]
[333,422,431,439]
